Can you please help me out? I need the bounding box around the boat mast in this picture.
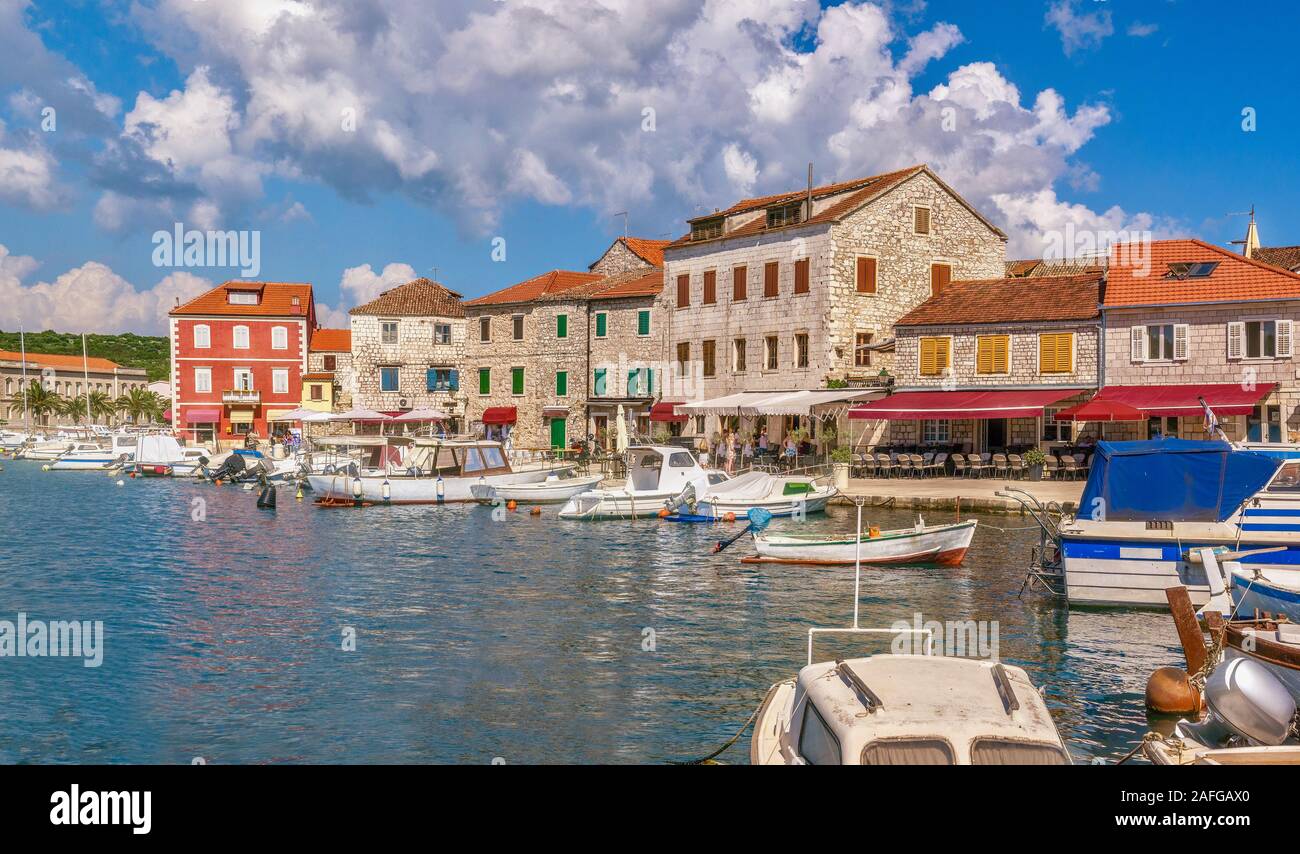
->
[19,323,29,433]
[82,333,93,426]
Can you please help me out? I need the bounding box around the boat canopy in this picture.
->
[1079,438,1282,523]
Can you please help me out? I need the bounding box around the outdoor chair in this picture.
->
[897,454,915,478]
[951,453,968,478]
[909,454,924,478]
[875,453,892,478]
[1007,453,1025,480]
[927,452,948,477]
[992,453,1010,479]
[1061,456,1080,480]
[1043,456,1060,479]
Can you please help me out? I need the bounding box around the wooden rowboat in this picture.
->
[744,519,977,566]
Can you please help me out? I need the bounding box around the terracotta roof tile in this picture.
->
[896,272,1103,326]
[1255,246,1300,272]
[465,270,604,307]
[621,237,671,268]
[1105,239,1300,306]
[302,372,334,381]
[309,328,351,352]
[588,268,664,300]
[350,278,464,317]
[0,350,124,371]
[171,281,314,317]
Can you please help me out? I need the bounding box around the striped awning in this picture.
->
[228,408,255,424]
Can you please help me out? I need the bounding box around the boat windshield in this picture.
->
[1266,461,1300,492]
[969,738,1069,765]
[860,738,955,765]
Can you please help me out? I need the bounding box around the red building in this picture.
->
[169,281,316,444]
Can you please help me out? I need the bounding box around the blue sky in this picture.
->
[0,0,1296,333]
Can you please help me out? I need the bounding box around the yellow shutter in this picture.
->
[1039,333,1073,374]
[939,338,951,372]
[920,338,937,375]
[977,335,1007,374]
[994,336,1008,374]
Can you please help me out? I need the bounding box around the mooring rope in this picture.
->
[671,704,762,765]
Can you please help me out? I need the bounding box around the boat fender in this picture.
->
[530,507,541,516]
[506,499,517,511]
[657,508,670,518]
[869,526,880,538]
[1144,666,1201,716]
[435,476,445,504]
[115,479,124,487]
[723,512,736,523]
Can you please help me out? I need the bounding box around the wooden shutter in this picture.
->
[920,338,945,376]
[1227,322,1244,359]
[930,263,951,295]
[733,266,747,301]
[977,335,1007,374]
[794,259,809,294]
[1039,333,1073,373]
[914,206,931,235]
[936,338,951,372]
[596,312,607,337]
[556,314,567,338]
[594,368,606,396]
[676,274,690,308]
[1278,320,1294,358]
[1130,327,1145,362]
[637,310,649,336]
[856,257,877,294]
[478,368,490,395]
[764,262,779,297]
[703,270,716,304]
[556,370,567,396]
[702,340,716,377]
[1173,324,1189,361]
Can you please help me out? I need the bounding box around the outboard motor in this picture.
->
[1182,658,1297,748]
[208,451,248,483]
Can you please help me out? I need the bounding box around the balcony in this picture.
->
[222,388,261,405]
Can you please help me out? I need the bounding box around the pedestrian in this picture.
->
[725,430,737,474]
[758,428,769,454]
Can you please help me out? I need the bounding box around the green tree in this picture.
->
[115,386,165,424]
[59,395,89,425]
[87,390,115,424]
[21,381,62,426]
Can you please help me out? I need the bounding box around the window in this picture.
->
[1148,416,1179,439]
[512,315,524,341]
[1039,333,1074,374]
[766,202,804,229]
[764,262,779,298]
[854,332,873,368]
[793,258,810,295]
[479,317,491,342]
[627,367,653,397]
[323,354,337,371]
[1166,261,1220,279]
[427,368,456,392]
[511,366,524,395]
[691,217,722,241]
[930,262,952,296]
[703,270,716,304]
[233,325,250,349]
[976,334,1010,375]
[1229,319,1293,359]
[637,310,650,337]
[676,274,690,308]
[434,323,452,345]
[310,383,323,401]
[764,335,779,370]
[733,338,747,372]
[922,419,950,443]
[227,290,259,305]
[193,324,211,349]
[676,342,690,376]
[379,367,399,392]
[232,369,253,390]
[1042,407,1074,442]
[595,312,608,338]
[1131,324,1188,362]
[556,314,568,339]
[593,368,607,396]
[702,339,716,377]
[478,368,491,395]
[733,266,747,301]
[914,205,932,235]
[795,333,809,368]
[856,256,877,294]
[381,321,399,345]
[862,738,956,766]
[556,370,568,396]
[194,368,212,394]
[919,337,951,376]
[798,703,840,766]
[271,326,288,350]
[272,369,289,394]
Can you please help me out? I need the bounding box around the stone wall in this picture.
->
[350,313,466,419]
[307,350,354,408]
[1,363,149,426]
[590,241,655,276]
[894,321,1100,388]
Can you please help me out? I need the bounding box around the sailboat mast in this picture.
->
[82,333,92,425]
[20,324,29,433]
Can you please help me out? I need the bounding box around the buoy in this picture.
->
[530,506,541,516]
[41,464,50,471]
[214,479,222,486]
[868,526,880,538]
[657,507,670,518]
[723,512,736,523]
[115,479,124,486]
[506,499,518,511]
[295,486,304,501]
[1145,666,1201,715]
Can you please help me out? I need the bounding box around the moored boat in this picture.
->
[1230,567,1300,622]
[1219,618,1300,701]
[690,469,836,518]
[557,445,727,520]
[746,517,976,566]
[48,435,136,471]
[470,471,604,504]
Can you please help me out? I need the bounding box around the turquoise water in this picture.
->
[0,460,1181,764]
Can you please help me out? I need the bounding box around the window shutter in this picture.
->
[794,259,809,294]
[937,338,950,372]
[1226,322,1244,359]
[676,274,690,308]
[556,314,567,338]
[449,370,459,392]
[976,337,991,374]
[627,369,638,396]
[646,368,654,395]
[1038,335,1054,373]
[994,336,1008,374]
[1058,334,1073,373]
[557,371,567,396]
[930,263,951,295]
[426,368,437,391]
[594,369,606,396]
[1130,327,1145,362]
[856,257,877,294]
[596,313,607,337]
[703,270,716,304]
[733,267,747,301]
[920,339,936,375]
[914,206,931,234]
[1276,320,1292,358]
[637,310,649,336]
[478,368,490,395]
[1173,324,1189,361]
[764,262,779,297]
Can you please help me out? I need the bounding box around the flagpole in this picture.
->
[82,333,92,425]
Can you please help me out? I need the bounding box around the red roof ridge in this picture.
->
[465,269,604,307]
[170,281,315,317]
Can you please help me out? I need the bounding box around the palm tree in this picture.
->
[59,395,89,425]
[22,381,62,427]
[115,387,165,424]
[87,390,115,425]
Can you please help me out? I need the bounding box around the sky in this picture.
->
[0,0,1296,334]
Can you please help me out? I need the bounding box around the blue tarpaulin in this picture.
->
[1078,438,1282,522]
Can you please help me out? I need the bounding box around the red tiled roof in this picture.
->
[1256,246,1300,272]
[1105,239,1300,306]
[1005,259,1041,277]
[171,281,314,317]
[621,237,671,267]
[466,270,605,307]
[0,350,124,371]
[350,278,464,317]
[309,328,351,352]
[588,268,664,300]
[302,372,334,381]
[896,272,1102,326]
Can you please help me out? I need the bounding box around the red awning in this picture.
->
[849,389,1082,420]
[481,406,517,425]
[184,408,221,423]
[650,401,687,423]
[1053,399,1145,422]
[1083,383,1276,417]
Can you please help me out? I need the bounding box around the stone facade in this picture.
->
[1,352,149,427]
[350,313,466,421]
[587,293,661,444]
[306,350,354,409]
[589,239,656,276]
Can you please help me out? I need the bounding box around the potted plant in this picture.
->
[830,446,853,490]
[1024,448,1048,481]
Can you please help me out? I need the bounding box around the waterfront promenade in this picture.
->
[838,477,1083,514]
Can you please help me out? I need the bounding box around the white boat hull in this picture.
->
[557,489,682,519]
[308,464,565,503]
[697,490,834,518]
[750,520,977,566]
[1230,569,1300,622]
[470,474,604,504]
[49,456,129,471]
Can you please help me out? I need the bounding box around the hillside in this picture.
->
[0,330,169,381]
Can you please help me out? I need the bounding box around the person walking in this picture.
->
[725,430,737,475]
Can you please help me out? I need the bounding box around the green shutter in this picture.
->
[627,369,639,397]
[637,310,650,336]
[645,368,653,395]
[594,368,606,396]
[556,314,568,338]
[478,368,490,395]
[556,370,567,396]
[596,313,607,337]
[511,367,524,395]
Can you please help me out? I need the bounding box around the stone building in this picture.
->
[349,279,466,427]
[587,236,670,276]
[1,350,149,427]
[305,327,352,412]
[852,272,1103,453]
[660,164,1006,442]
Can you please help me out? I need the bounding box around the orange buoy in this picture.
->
[657,508,671,518]
[868,526,880,538]
[530,506,541,516]
[723,512,736,523]
[506,499,517,511]
[1145,666,1201,715]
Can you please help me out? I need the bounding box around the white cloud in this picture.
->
[0,130,61,210]
[721,144,759,196]
[991,188,1183,258]
[316,260,418,328]
[0,244,210,334]
[1127,21,1158,38]
[1045,0,1114,56]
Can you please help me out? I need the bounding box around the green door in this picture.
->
[550,417,566,449]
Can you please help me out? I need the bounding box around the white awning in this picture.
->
[675,388,883,418]
[674,391,774,417]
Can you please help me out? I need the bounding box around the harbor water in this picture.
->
[0,461,1182,764]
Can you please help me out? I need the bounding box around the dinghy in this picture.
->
[470,471,604,504]
[688,470,837,518]
[746,517,977,566]
[1230,567,1300,622]
[1220,619,1300,701]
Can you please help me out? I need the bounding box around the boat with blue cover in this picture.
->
[1055,438,1300,609]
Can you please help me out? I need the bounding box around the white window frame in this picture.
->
[232,368,254,391]
[194,367,212,394]
[921,419,950,443]
[794,332,810,369]
[595,311,609,339]
[271,326,288,350]
[1042,407,1074,442]
[1130,323,1188,363]
[434,323,452,346]
[380,320,400,346]
[232,325,250,350]
[1228,318,1293,361]
[193,324,211,349]
[272,369,289,395]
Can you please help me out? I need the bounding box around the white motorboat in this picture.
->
[0,431,42,451]
[48,435,136,471]
[126,435,213,477]
[470,471,605,504]
[748,517,977,566]
[308,438,570,504]
[557,445,728,520]
[688,470,837,518]
[16,438,75,460]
